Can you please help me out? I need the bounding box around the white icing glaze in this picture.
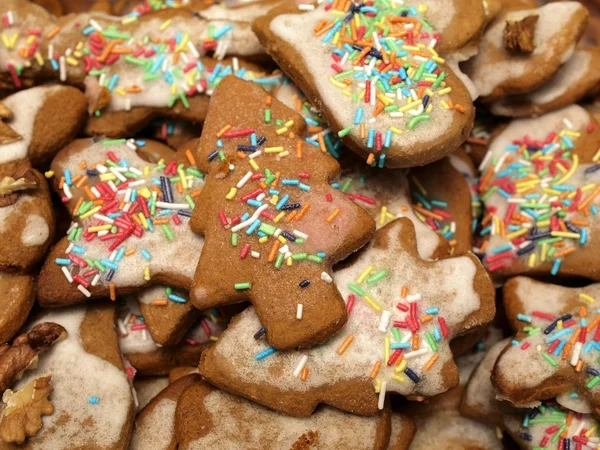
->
[20,214,50,246]
[469,3,584,97]
[133,377,170,411]
[187,389,381,450]
[131,398,176,450]
[0,86,60,164]
[0,194,33,233]
[2,307,133,449]
[213,220,482,398]
[56,141,205,290]
[199,2,270,22]
[269,2,455,152]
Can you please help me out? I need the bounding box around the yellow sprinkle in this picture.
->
[279,151,290,158]
[379,206,388,226]
[277,235,287,245]
[374,379,382,393]
[556,154,578,184]
[593,149,600,162]
[80,206,101,220]
[390,127,403,135]
[99,173,116,181]
[432,56,445,64]
[143,166,150,177]
[274,211,286,223]
[270,195,279,206]
[437,87,452,96]
[144,267,151,281]
[329,76,347,89]
[528,253,536,268]
[580,293,596,304]
[505,228,529,241]
[45,171,54,179]
[66,57,79,66]
[541,243,548,263]
[287,256,293,266]
[557,320,563,331]
[138,187,152,199]
[249,159,259,171]
[265,146,284,153]
[225,187,237,200]
[258,236,268,244]
[384,337,390,363]
[585,425,597,438]
[392,374,405,383]
[357,266,374,284]
[536,220,550,227]
[395,358,407,373]
[440,100,449,110]
[121,16,138,25]
[275,127,288,135]
[550,231,580,239]
[364,295,382,312]
[159,19,172,31]
[87,225,112,233]
[398,99,422,113]
[34,52,44,66]
[138,212,149,230]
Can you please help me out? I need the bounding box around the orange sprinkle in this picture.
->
[307,126,324,134]
[296,202,311,221]
[337,335,355,355]
[265,95,272,106]
[424,353,439,371]
[562,342,572,361]
[575,360,584,373]
[190,189,203,198]
[412,335,419,350]
[185,149,196,166]
[419,314,434,324]
[318,132,327,153]
[412,205,444,221]
[580,306,587,318]
[98,39,121,63]
[125,249,136,256]
[300,367,309,382]
[268,240,280,263]
[566,410,574,426]
[369,361,382,379]
[360,123,366,139]
[296,140,303,159]
[366,153,375,165]
[153,219,169,225]
[84,186,95,201]
[152,300,168,306]
[46,26,61,39]
[75,175,88,189]
[72,197,83,216]
[58,176,65,189]
[216,124,232,138]
[455,104,465,113]
[314,19,328,34]
[285,211,297,223]
[326,208,341,223]
[554,247,575,258]
[109,283,116,301]
[401,286,408,298]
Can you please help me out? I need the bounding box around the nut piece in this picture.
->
[84,78,112,114]
[0,323,67,393]
[0,168,40,208]
[0,376,54,444]
[504,15,539,53]
[0,102,22,146]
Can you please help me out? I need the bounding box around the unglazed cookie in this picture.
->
[0,86,87,167]
[477,105,600,280]
[491,277,600,414]
[464,2,589,101]
[0,273,35,344]
[130,374,199,450]
[462,337,600,450]
[37,138,205,306]
[253,0,475,168]
[489,47,600,117]
[118,296,226,375]
[0,163,54,272]
[200,218,494,417]
[0,304,135,449]
[174,381,415,450]
[189,76,376,350]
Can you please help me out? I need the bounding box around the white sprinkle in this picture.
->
[296,304,304,321]
[378,311,391,333]
[321,272,333,283]
[155,202,191,210]
[128,179,147,188]
[478,149,493,172]
[292,230,308,239]
[232,57,239,72]
[493,153,508,173]
[96,164,108,174]
[110,167,127,182]
[47,43,54,60]
[249,150,262,159]
[571,342,582,366]
[251,251,260,258]
[237,171,253,189]
[390,112,404,118]
[231,204,269,232]
[298,3,314,10]
[406,293,421,303]
[59,56,66,82]
[187,41,199,58]
[77,285,91,298]
[279,244,289,255]
[117,319,128,336]
[563,118,574,129]
[293,354,309,377]
[89,19,103,31]
[405,349,428,359]
[61,267,73,283]
[378,381,387,410]
[256,193,266,202]
[65,243,74,254]
[91,274,100,287]
[63,183,72,200]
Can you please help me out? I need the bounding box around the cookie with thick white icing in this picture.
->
[0,86,87,167]
[0,163,54,273]
[252,0,475,168]
[489,47,600,118]
[0,273,34,344]
[130,373,199,450]
[462,336,600,450]
[175,381,415,450]
[491,277,600,415]
[37,138,206,306]
[477,105,600,280]
[133,376,169,412]
[464,2,589,102]
[189,76,376,350]
[200,218,494,417]
[0,304,135,449]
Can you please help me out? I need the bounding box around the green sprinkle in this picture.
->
[542,353,558,367]
[161,224,174,241]
[234,282,252,290]
[232,233,238,247]
[348,283,365,296]
[185,194,195,209]
[292,253,307,260]
[308,255,323,263]
[341,178,352,193]
[366,270,387,284]
[391,327,402,341]
[338,126,353,138]
[587,376,600,389]
[102,138,127,146]
[407,114,430,130]
[265,109,271,123]
[425,331,437,352]
[275,253,284,269]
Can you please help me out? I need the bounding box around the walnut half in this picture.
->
[0,323,67,393]
[503,15,539,53]
[0,376,54,444]
[0,102,22,146]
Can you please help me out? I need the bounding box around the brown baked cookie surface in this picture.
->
[252,0,475,168]
[0,273,35,345]
[174,381,413,450]
[200,218,494,416]
[189,75,376,350]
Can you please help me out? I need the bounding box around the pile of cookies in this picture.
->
[0,0,599,448]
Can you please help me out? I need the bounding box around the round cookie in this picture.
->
[464,2,589,102]
[252,0,475,168]
[0,304,135,449]
[489,46,600,117]
[0,85,87,167]
[199,218,495,417]
[174,381,414,450]
[0,163,55,272]
[0,273,35,345]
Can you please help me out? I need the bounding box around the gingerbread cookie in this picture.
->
[130,373,199,450]
[37,137,205,306]
[175,381,415,450]
[408,337,507,450]
[0,304,135,449]
[253,0,475,168]
[0,86,87,167]
[462,337,600,450]
[464,2,589,102]
[189,76,375,350]
[200,218,494,417]
[0,163,54,273]
[490,47,600,118]
[477,105,600,280]
[491,277,600,414]
[0,273,34,344]
[133,376,169,412]
[118,296,225,375]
